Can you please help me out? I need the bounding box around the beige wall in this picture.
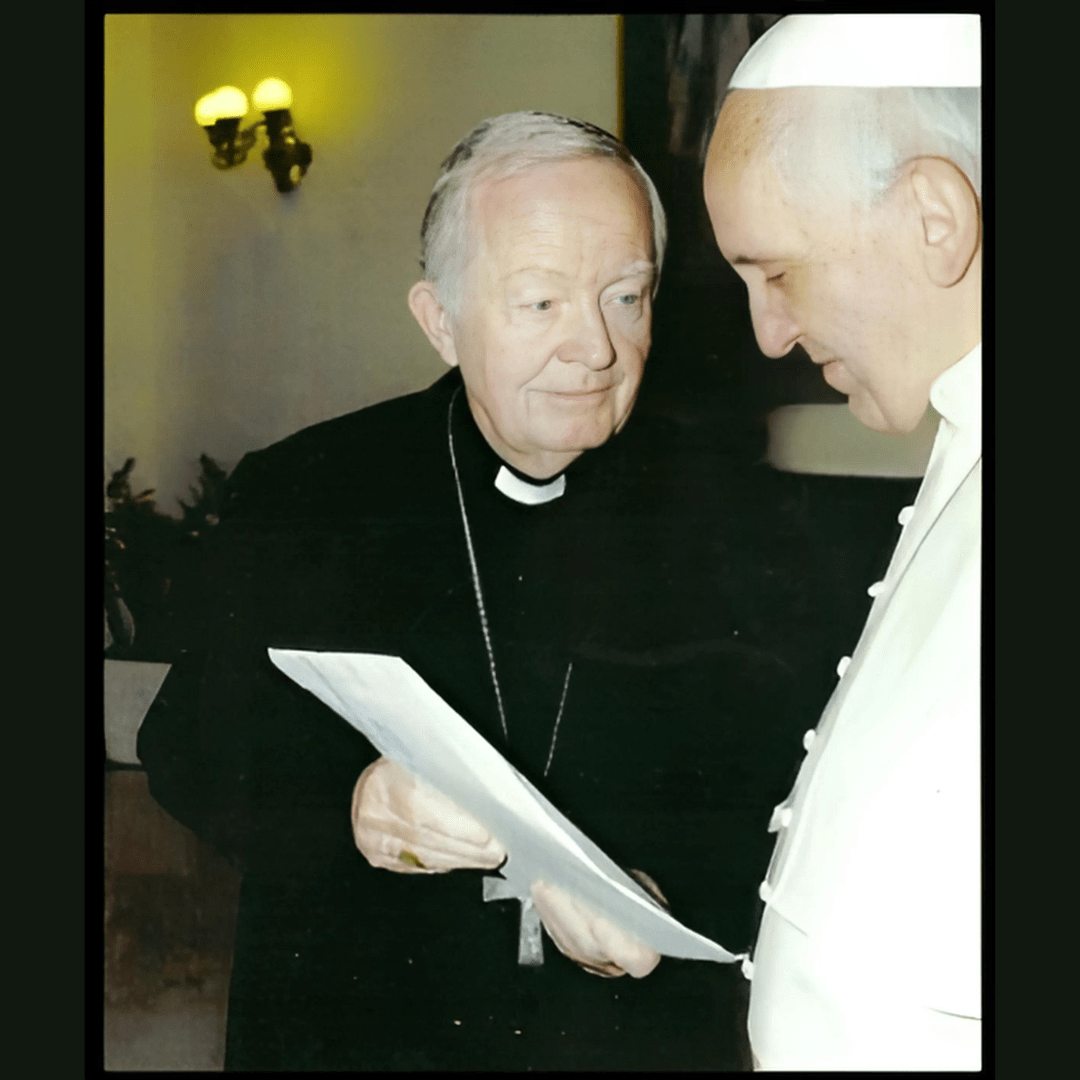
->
[105,15,620,510]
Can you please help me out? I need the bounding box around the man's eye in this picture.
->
[612,293,641,306]
[529,300,553,312]
[766,272,785,285]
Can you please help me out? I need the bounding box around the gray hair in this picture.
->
[418,111,667,313]
[750,86,981,209]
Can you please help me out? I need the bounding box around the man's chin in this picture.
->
[536,411,623,451]
[546,430,611,454]
[538,433,616,465]
[846,394,893,435]
[847,395,921,436]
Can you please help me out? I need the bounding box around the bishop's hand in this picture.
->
[531,878,662,979]
[351,756,507,873]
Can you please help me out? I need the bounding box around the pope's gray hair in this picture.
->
[749,86,981,209]
[418,111,667,313]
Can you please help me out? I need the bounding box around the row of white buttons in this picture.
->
[749,510,913,984]
[861,505,912,604]
[763,725,813,838]
[831,507,912,683]
[865,505,913,605]
[750,671,841,977]
[833,507,911,681]
[830,506,912,692]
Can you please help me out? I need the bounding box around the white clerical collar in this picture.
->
[930,342,981,445]
[494,465,566,506]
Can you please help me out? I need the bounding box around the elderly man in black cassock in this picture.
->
[139,112,820,1071]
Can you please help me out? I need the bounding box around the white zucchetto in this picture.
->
[729,14,981,90]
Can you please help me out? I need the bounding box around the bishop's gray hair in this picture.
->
[748,86,981,210]
[418,111,668,313]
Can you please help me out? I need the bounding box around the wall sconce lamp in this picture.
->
[194,79,313,193]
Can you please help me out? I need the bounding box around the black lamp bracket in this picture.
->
[260,109,313,193]
[204,111,313,193]
[206,117,259,170]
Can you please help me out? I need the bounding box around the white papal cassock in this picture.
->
[746,344,982,1071]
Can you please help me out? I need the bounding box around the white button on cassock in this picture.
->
[836,655,852,678]
[758,880,773,901]
[867,580,885,597]
[802,728,816,751]
[741,957,754,981]
[768,803,791,832]
[898,505,915,526]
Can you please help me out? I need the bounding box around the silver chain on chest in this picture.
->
[447,388,572,776]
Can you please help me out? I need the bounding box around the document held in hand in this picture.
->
[268,648,741,964]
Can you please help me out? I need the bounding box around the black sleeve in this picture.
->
[137,449,380,873]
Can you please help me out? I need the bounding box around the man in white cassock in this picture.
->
[702,14,983,1071]
[140,111,825,1070]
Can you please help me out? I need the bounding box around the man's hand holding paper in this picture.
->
[272,648,739,967]
[351,753,662,978]
[532,878,661,979]
[352,755,507,873]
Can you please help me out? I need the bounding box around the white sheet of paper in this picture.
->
[268,647,741,964]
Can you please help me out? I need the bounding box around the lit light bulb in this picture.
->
[213,86,249,120]
[253,77,293,112]
[194,85,250,126]
[194,90,222,127]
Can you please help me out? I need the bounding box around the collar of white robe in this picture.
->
[494,465,566,505]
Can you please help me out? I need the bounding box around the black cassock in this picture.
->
[139,368,824,1071]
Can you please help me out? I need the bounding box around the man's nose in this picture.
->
[558,300,617,369]
[748,287,800,359]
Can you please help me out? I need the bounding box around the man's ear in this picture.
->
[906,157,981,288]
[408,281,459,368]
